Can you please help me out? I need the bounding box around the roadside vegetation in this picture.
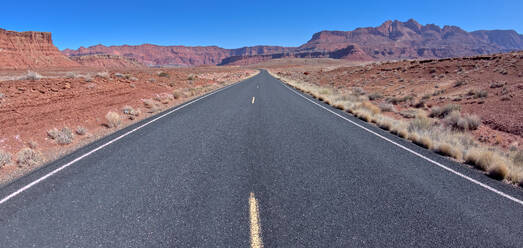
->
[269,71,523,187]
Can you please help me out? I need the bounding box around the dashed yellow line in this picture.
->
[252,96,255,104]
[249,192,263,248]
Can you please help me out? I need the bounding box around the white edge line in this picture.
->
[280,82,523,206]
[0,81,242,205]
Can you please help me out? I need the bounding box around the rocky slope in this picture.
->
[69,54,146,69]
[63,44,295,67]
[0,28,79,69]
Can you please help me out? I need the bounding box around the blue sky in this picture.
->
[2,0,522,50]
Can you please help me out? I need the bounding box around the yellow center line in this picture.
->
[252,96,255,104]
[249,192,263,248]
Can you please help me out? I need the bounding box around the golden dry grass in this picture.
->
[105,111,121,128]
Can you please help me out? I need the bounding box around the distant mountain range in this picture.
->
[1,19,522,69]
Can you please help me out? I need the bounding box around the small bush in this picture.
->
[352,87,366,96]
[105,111,121,128]
[187,74,196,80]
[468,89,488,99]
[378,102,395,112]
[435,143,461,160]
[465,149,493,171]
[0,150,11,168]
[410,134,433,149]
[445,111,481,131]
[96,71,109,78]
[76,126,87,135]
[408,116,433,132]
[453,81,466,87]
[16,148,42,167]
[490,81,505,88]
[122,106,140,119]
[114,73,125,78]
[158,72,170,78]
[429,104,461,118]
[24,71,43,81]
[487,162,508,180]
[368,92,383,100]
[47,127,74,145]
[142,98,162,113]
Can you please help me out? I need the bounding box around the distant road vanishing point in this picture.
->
[0,70,521,247]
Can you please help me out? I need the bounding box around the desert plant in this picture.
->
[487,162,508,180]
[408,115,433,132]
[434,143,461,160]
[0,150,11,168]
[105,111,121,128]
[444,111,481,131]
[352,87,366,96]
[96,71,109,78]
[429,104,461,118]
[76,126,87,135]
[47,127,74,145]
[158,72,169,78]
[368,92,383,100]
[25,71,43,80]
[453,81,466,87]
[16,148,42,167]
[114,73,125,78]
[378,102,395,112]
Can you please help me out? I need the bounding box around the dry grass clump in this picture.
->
[76,126,87,135]
[16,148,42,167]
[142,98,162,113]
[434,143,462,160]
[409,133,433,149]
[122,105,141,120]
[464,148,506,176]
[96,71,109,78]
[24,71,43,81]
[444,111,481,131]
[368,92,383,100]
[378,102,395,112]
[487,162,509,180]
[157,71,170,78]
[105,111,121,128]
[429,104,461,118]
[0,150,12,168]
[154,93,174,104]
[47,127,74,145]
[408,115,433,132]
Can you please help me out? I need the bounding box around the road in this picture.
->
[0,70,522,247]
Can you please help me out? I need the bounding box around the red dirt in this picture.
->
[0,67,256,183]
[268,51,523,149]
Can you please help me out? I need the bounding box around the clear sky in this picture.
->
[2,0,522,50]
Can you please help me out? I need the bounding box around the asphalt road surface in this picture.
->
[0,70,522,247]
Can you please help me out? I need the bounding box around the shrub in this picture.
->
[468,89,488,99]
[408,116,433,132]
[435,143,461,160]
[368,92,383,100]
[105,111,121,128]
[47,127,74,145]
[444,111,481,131]
[122,106,140,119]
[158,72,170,78]
[24,71,43,80]
[487,162,508,180]
[114,73,125,78]
[465,149,493,171]
[142,98,162,113]
[429,104,461,118]
[378,102,395,112]
[96,71,109,78]
[187,74,196,80]
[410,134,433,149]
[453,81,466,87]
[16,148,42,167]
[357,101,380,115]
[0,150,11,168]
[352,87,366,96]
[490,81,505,88]
[514,150,523,166]
[0,92,5,100]
[76,126,87,135]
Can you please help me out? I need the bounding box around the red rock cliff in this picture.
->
[0,28,80,69]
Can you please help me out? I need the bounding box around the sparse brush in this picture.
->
[114,73,125,78]
[158,72,170,78]
[187,74,196,80]
[368,92,383,100]
[352,87,366,96]
[378,102,395,112]
[408,115,433,132]
[96,71,109,78]
[16,148,42,167]
[429,104,461,118]
[513,150,523,166]
[444,111,481,131]
[468,89,488,99]
[487,162,508,180]
[76,126,87,135]
[410,134,433,149]
[24,71,43,81]
[357,101,380,115]
[155,93,174,104]
[434,143,462,160]
[0,150,12,168]
[142,98,162,113]
[105,111,121,128]
[122,106,140,119]
[465,149,493,171]
[129,77,138,81]
[47,127,74,145]
[453,81,466,87]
